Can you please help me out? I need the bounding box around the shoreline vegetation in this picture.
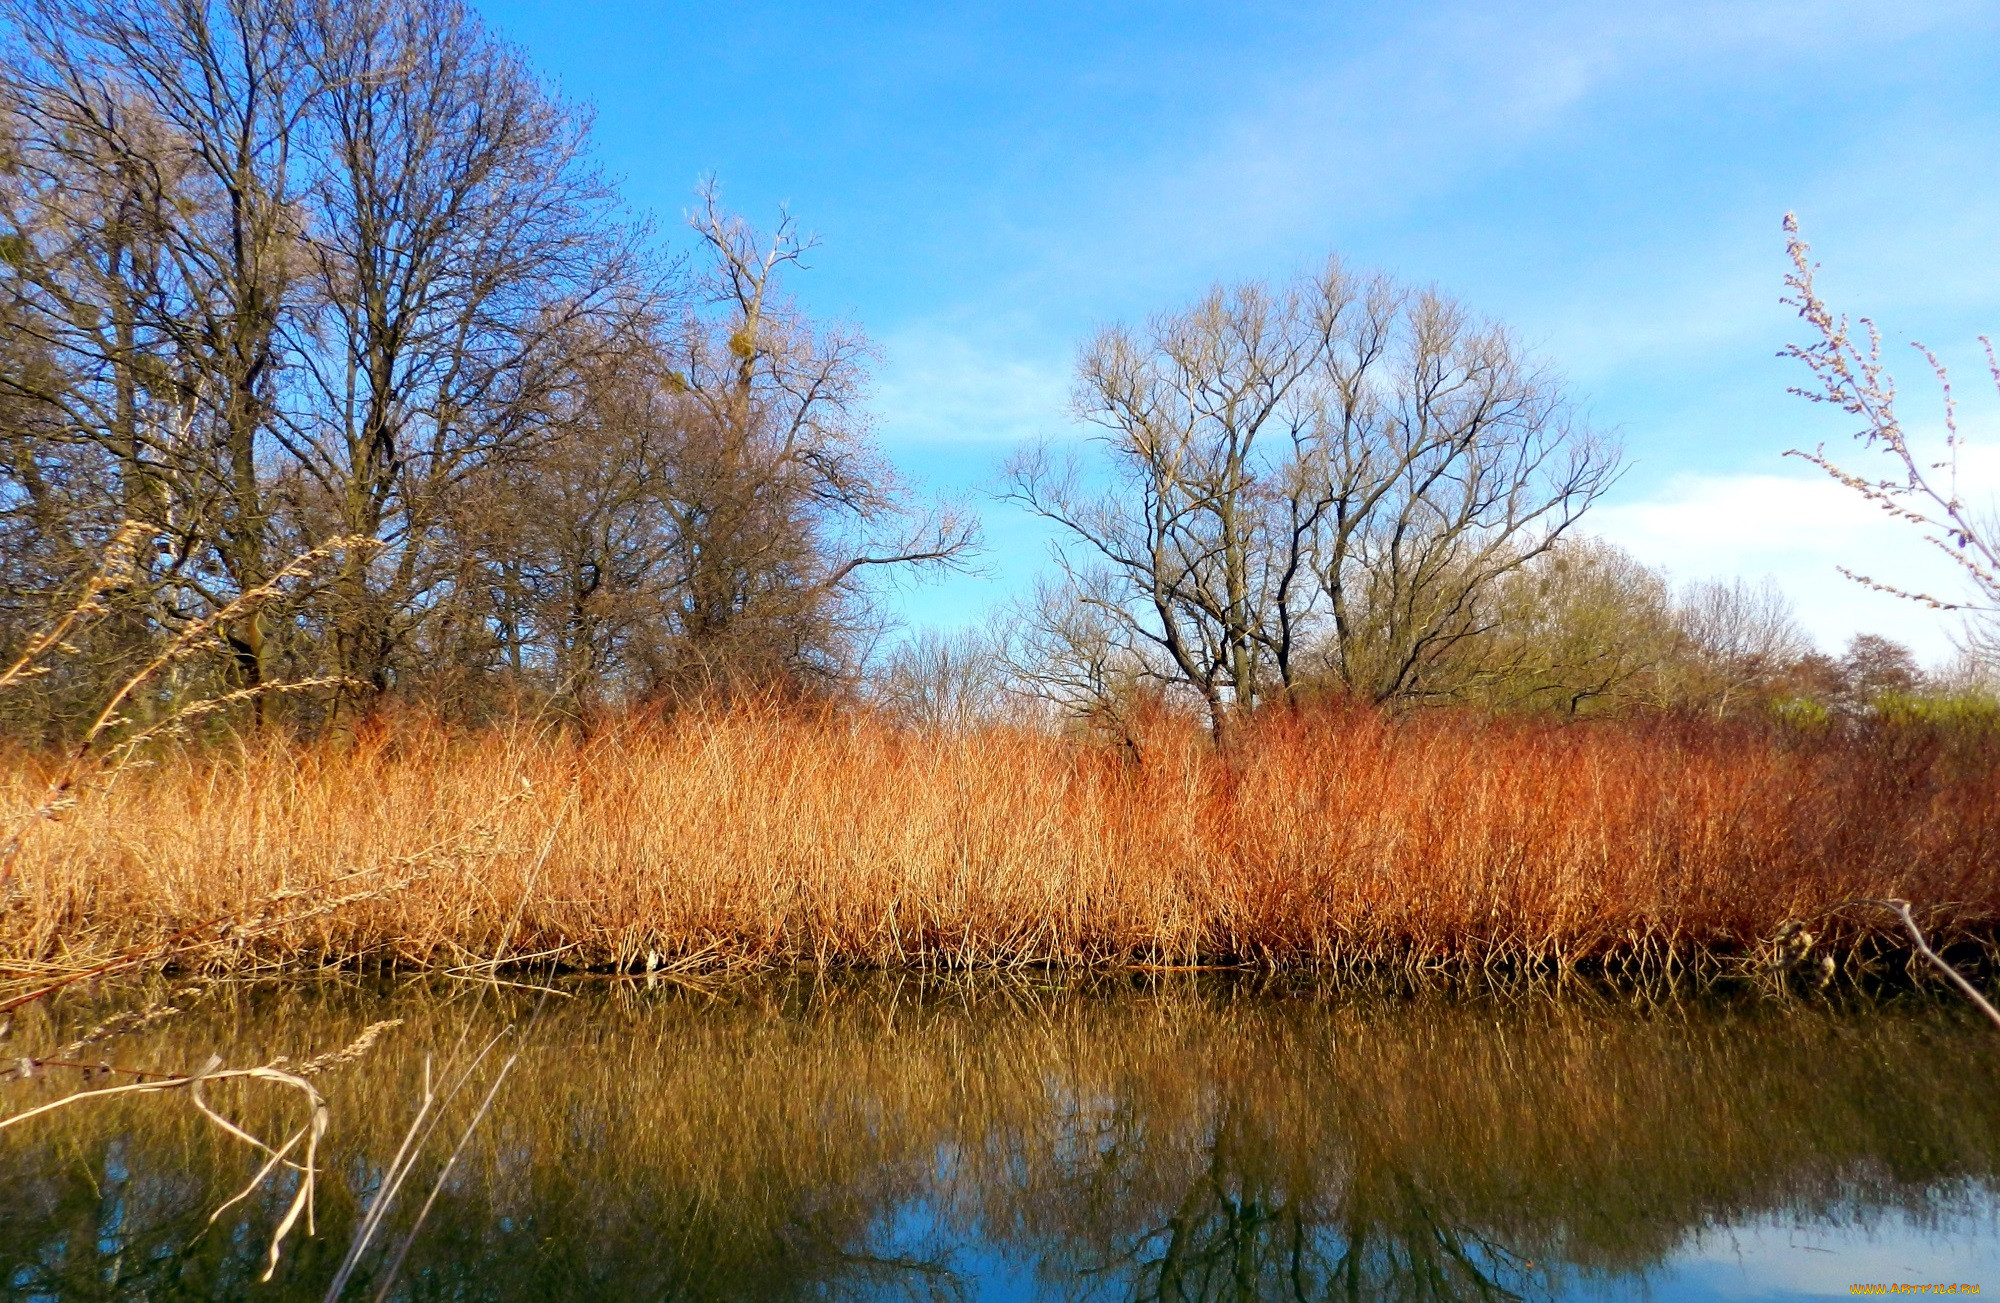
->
[0,0,1996,1001]
[2,2,1998,1291]
[5,703,1998,986]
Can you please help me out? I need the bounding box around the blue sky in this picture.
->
[482,0,2000,661]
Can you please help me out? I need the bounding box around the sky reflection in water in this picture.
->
[2,975,1996,1301]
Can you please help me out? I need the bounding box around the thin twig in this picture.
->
[321,1029,512,1302]
[368,1053,520,1303]
[1854,898,2000,1032]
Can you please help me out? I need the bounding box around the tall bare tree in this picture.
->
[644,186,974,694]
[1009,258,1617,743]
[1301,286,1618,702]
[284,0,641,710]
[427,191,977,710]
[1006,270,1351,744]
[0,0,660,725]
[0,0,314,707]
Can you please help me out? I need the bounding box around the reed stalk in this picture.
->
[4,703,1994,978]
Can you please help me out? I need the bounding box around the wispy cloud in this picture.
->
[1030,0,1982,283]
[870,324,1076,448]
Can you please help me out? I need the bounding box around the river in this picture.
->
[4,974,1996,1300]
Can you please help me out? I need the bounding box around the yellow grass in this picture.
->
[3,704,1997,975]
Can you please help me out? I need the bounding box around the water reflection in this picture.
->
[3,976,1996,1301]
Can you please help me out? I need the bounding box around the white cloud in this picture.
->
[1592,455,2000,662]
[1663,1198,2000,1298]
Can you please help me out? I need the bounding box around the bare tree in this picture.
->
[447,323,687,712]
[995,573,1195,760]
[285,0,640,712]
[1009,258,1617,743]
[1302,287,1619,702]
[645,186,976,695]
[1006,271,1350,745]
[1665,576,1810,716]
[1777,633,1924,718]
[0,7,971,727]
[0,0,315,709]
[872,624,1016,731]
[429,190,978,710]
[0,0,660,725]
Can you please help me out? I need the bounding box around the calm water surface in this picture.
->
[2,975,1996,1301]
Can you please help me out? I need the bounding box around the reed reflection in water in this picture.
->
[3,976,1998,1301]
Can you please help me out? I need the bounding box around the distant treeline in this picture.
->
[0,0,974,740]
[0,0,1979,747]
[882,536,1988,740]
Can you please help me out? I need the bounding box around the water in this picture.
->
[2,974,1997,1301]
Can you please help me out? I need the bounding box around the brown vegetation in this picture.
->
[4,704,1996,978]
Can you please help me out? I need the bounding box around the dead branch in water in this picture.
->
[2,1019,402,1281]
[1839,898,2000,1032]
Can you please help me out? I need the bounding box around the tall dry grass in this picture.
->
[2,704,1997,975]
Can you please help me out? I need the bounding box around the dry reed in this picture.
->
[2,703,1997,977]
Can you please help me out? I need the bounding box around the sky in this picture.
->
[480,0,2000,662]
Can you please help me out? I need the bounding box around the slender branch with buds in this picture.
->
[1780,213,2000,626]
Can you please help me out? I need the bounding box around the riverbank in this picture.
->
[4,705,1998,981]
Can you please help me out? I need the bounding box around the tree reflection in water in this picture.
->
[3,976,1997,1301]
[1081,1115,1553,1302]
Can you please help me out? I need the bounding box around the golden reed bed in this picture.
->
[3,705,1998,976]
